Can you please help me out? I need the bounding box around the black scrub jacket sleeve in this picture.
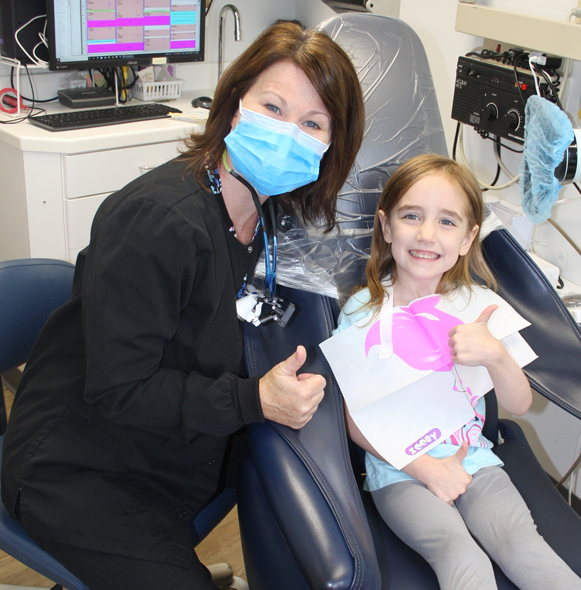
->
[80,176,264,440]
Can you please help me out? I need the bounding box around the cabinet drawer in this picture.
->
[63,141,182,199]
[65,192,109,251]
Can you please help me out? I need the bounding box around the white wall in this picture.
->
[398,0,581,498]
[295,0,335,28]
[199,0,295,89]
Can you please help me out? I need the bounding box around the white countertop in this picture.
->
[0,90,212,154]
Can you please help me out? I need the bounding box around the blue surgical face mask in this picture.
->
[224,102,330,196]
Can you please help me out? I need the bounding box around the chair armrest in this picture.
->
[247,420,356,589]
[242,287,381,590]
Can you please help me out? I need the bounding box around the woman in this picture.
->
[1,22,364,590]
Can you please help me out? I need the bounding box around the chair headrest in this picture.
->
[256,14,448,301]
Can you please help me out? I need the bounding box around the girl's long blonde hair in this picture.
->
[363,154,496,317]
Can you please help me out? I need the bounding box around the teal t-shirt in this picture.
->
[334,287,503,492]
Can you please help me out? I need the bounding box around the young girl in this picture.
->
[336,154,581,590]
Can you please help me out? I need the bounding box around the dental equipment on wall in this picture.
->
[451,1,581,294]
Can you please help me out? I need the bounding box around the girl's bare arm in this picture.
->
[344,402,472,504]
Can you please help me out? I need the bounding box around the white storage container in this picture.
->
[132,79,184,101]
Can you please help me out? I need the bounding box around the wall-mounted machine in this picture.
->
[451,55,550,143]
[452,1,581,225]
[451,49,580,223]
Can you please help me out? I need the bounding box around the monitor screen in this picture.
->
[47,0,205,71]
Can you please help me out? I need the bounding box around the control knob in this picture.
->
[502,109,521,131]
[484,103,498,121]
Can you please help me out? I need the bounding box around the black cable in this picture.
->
[0,103,46,123]
[573,183,581,196]
[480,164,501,193]
[453,123,503,191]
[532,64,562,109]
[512,57,527,106]
[490,135,523,154]
[205,0,214,16]
[491,164,501,186]
[127,66,138,90]
[479,138,503,192]
[94,66,139,102]
[476,129,523,153]
[98,68,119,99]
[492,138,505,187]
[9,68,58,103]
[23,63,34,109]
[97,68,115,94]
[115,68,128,103]
[452,121,460,161]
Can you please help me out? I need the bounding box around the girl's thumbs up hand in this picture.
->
[448,305,504,369]
[403,441,472,505]
[475,304,498,326]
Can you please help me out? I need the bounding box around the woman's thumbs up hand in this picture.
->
[259,345,326,429]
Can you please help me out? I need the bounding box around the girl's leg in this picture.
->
[456,466,581,590]
[371,480,497,590]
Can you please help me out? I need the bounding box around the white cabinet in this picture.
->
[61,141,184,262]
[0,94,205,264]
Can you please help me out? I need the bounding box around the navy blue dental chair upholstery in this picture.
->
[481,229,581,577]
[0,258,243,590]
[237,13,581,590]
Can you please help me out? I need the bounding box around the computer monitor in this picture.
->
[46,0,205,71]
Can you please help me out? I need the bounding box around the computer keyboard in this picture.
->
[28,102,181,131]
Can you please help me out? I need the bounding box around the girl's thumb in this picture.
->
[454,440,469,464]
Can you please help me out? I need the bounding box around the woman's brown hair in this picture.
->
[363,154,496,316]
[182,21,365,231]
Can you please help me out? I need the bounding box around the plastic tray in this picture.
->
[132,79,183,101]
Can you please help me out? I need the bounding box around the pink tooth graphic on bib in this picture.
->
[365,295,463,372]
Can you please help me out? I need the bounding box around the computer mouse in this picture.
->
[191,96,212,109]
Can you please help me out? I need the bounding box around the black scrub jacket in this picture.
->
[1,157,265,566]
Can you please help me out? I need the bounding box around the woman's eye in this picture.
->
[403,213,419,221]
[266,104,281,115]
[440,218,456,226]
[304,120,321,130]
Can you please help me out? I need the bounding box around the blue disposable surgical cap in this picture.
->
[519,95,574,224]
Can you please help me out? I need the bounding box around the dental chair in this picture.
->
[236,13,581,590]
